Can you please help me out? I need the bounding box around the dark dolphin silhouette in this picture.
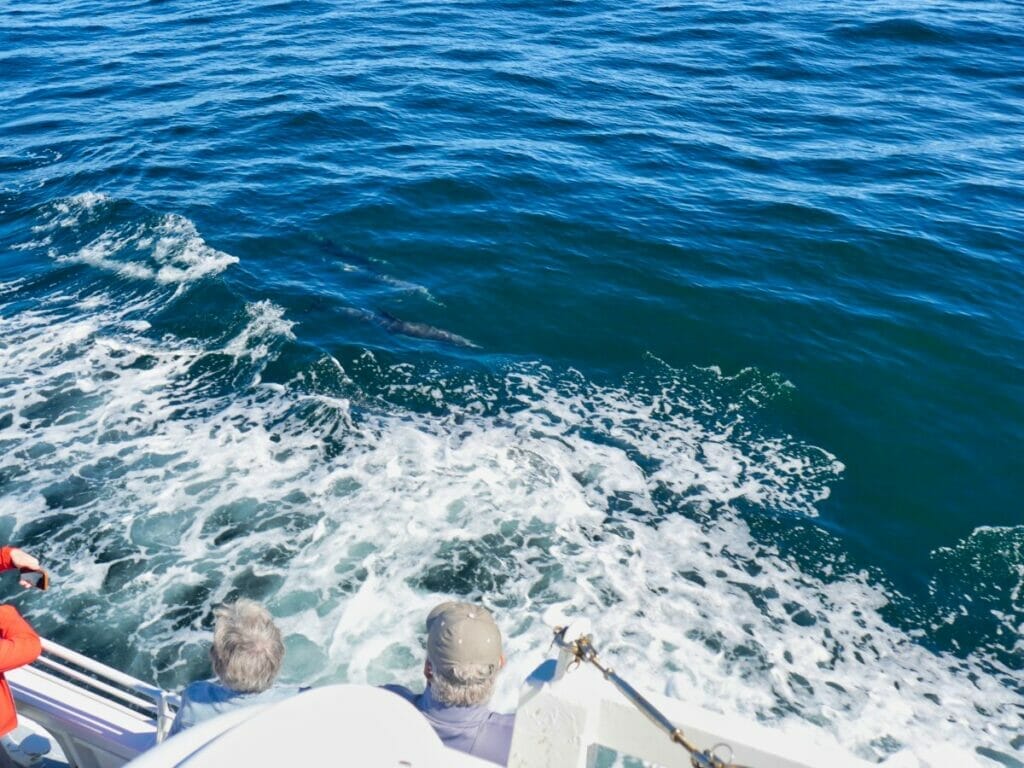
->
[342,307,480,349]
[319,237,440,303]
[376,310,480,349]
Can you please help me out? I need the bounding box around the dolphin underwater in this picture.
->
[342,307,480,349]
[376,310,480,349]
[318,238,439,303]
[318,237,374,268]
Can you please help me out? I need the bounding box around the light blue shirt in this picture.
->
[169,679,300,736]
[383,684,515,765]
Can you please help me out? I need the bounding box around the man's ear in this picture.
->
[499,654,506,670]
[424,660,433,680]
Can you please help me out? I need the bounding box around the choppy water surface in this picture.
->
[1,0,1022,763]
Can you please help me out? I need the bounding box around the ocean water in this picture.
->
[1,0,1022,763]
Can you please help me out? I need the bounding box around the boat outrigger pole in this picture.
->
[552,627,750,768]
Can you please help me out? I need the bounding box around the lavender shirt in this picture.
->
[383,684,515,765]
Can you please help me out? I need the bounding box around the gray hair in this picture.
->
[430,661,500,707]
[209,599,284,694]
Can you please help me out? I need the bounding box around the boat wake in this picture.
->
[0,195,1019,765]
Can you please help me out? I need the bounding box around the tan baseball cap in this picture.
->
[426,601,503,671]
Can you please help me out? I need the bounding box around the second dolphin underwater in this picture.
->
[342,307,480,349]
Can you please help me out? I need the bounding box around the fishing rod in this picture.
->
[552,627,751,768]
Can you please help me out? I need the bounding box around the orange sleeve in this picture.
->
[0,606,41,673]
[0,548,12,572]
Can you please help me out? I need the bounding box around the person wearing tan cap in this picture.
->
[384,601,515,765]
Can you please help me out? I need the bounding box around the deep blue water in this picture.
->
[1,0,1023,762]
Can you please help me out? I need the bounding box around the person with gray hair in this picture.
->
[384,601,515,765]
[169,599,299,736]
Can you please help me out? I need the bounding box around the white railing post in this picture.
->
[155,691,176,744]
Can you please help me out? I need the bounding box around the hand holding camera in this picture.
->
[7,548,49,591]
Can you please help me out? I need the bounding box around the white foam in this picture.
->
[39,195,238,286]
[223,301,296,360]
[69,229,158,281]
[34,192,110,231]
[150,215,239,284]
[11,236,52,251]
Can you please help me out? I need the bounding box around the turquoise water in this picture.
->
[1,0,1022,762]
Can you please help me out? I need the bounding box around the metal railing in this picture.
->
[552,628,747,768]
[33,639,179,743]
[507,617,883,768]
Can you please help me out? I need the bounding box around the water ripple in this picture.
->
[2,0,1024,762]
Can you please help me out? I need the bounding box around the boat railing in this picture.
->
[33,639,178,741]
[10,628,971,768]
[506,618,947,768]
[9,638,175,768]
